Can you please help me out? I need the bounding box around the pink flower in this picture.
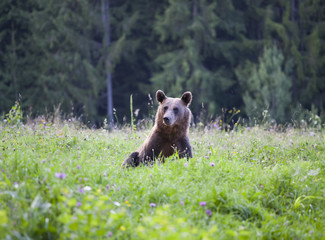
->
[210,162,215,167]
[78,187,85,194]
[55,173,66,179]
[206,209,212,217]
[150,203,156,207]
[200,201,206,206]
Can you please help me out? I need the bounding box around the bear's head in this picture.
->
[156,90,192,127]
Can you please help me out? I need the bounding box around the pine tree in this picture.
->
[151,0,260,117]
[0,0,36,112]
[151,0,220,115]
[261,0,325,118]
[236,45,292,123]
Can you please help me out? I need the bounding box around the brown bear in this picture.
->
[121,90,193,167]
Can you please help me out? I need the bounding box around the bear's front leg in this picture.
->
[177,137,192,159]
[121,152,139,168]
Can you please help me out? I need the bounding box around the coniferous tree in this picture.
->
[236,46,292,123]
[152,0,243,116]
[0,0,36,112]
[261,0,325,118]
[27,0,105,121]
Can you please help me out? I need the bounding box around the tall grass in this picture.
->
[0,115,324,239]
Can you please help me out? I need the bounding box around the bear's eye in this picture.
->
[173,107,179,114]
[163,106,168,112]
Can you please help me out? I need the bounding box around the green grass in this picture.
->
[1,120,325,239]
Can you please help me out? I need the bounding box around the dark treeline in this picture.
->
[1,0,325,125]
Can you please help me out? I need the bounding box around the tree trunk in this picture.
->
[11,22,18,100]
[101,0,114,127]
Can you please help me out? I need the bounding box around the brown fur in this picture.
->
[121,90,193,167]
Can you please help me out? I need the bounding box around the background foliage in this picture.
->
[1,0,325,124]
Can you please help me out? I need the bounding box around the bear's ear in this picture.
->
[181,91,192,106]
[156,90,167,103]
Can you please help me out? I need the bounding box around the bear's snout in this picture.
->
[163,115,176,126]
[163,117,170,125]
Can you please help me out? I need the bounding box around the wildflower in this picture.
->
[84,178,88,181]
[77,165,81,169]
[14,182,19,188]
[184,163,188,167]
[246,127,250,130]
[180,201,184,205]
[77,202,82,207]
[120,226,126,231]
[150,203,156,207]
[210,162,215,167]
[42,160,46,163]
[125,201,131,207]
[114,201,121,206]
[200,201,206,206]
[103,172,107,177]
[78,177,83,182]
[310,132,316,137]
[107,232,113,238]
[55,173,66,179]
[78,187,85,194]
[206,209,212,217]
[83,186,92,192]
[116,187,120,191]
[106,184,110,189]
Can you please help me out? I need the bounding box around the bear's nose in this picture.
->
[163,117,170,125]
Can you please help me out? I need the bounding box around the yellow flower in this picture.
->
[120,226,126,231]
[315,178,318,182]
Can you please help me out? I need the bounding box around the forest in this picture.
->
[1,0,325,126]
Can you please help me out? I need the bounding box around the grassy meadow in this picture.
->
[1,118,325,239]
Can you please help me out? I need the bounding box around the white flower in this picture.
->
[83,186,92,191]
